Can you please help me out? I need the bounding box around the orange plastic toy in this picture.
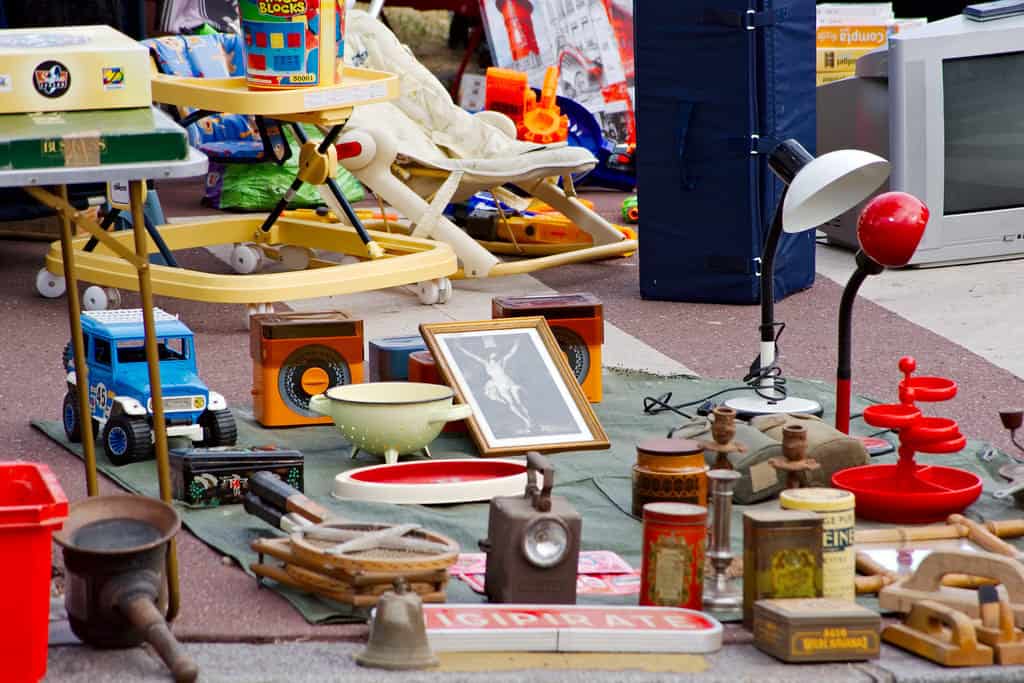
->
[250,312,365,427]
[485,66,569,144]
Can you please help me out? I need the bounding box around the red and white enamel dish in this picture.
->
[332,458,527,504]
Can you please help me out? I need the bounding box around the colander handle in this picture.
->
[429,402,473,425]
[526,451,554,513]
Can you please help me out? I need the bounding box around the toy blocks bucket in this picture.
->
[0,462,68,682]
[240,0,346,90]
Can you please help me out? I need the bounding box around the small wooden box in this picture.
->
[753,598,881,662]
[743,510,824,627]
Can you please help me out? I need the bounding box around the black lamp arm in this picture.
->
[838,251,884,381]
[760,191,785,346]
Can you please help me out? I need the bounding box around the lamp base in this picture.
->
[723,395,823,420]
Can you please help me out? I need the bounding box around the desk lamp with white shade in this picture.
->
[723,140,890,418]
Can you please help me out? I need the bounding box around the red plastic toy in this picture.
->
[832,356,981,523]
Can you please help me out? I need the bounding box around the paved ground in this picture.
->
[2,175,1023,680]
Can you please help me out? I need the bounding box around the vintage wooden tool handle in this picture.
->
[856,525,964,545]
[948,514,1020,558]
[856,551,896,578]
[906,599,981,647]
[856,575,892,594]
[987,519,1024,539]
[249,471,332,523]
[903,550,1024,595]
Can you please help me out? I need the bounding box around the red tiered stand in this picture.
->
[831,356,982,523]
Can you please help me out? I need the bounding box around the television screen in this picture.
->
[943,51,1024,215]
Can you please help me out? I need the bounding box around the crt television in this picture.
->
[818,14,1024,264]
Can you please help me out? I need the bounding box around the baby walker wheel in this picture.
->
[278,245,312,271]
[82,286,122,311]
[230,244,263,274]
[35,268,66,298]
[414,278,453,305]
[437,277,453,304]
[245,302,274,325]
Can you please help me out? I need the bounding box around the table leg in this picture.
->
[129,180,181,622]
[58,184,99,497]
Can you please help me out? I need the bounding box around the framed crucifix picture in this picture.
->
[420,317,609,457]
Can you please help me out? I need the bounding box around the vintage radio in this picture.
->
[250,311,364,427]
[491,293,603,402]
[169,446,304,506]
[478,452,581,604]
[368,335,427,381]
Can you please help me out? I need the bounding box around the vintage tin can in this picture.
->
[640,502,707,610]
[753,598,881,662]
[742,510,823,627]
[240,0,346,90]
[632,438,709,516]
[780,488,856,601]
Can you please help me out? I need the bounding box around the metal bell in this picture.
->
[355,578,438,670]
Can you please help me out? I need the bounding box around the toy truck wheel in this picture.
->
[63,392,82,443]
[103,414,153,466]
[197,409,237,447]
[36,268,66,298]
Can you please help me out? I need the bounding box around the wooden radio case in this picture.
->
[491,293,603,402]
[250,311,364,427]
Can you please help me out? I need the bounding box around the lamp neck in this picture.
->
[760,189,786,344]
[837,253,879,380]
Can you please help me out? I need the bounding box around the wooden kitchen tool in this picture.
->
[250,521,458,607]
[974,589,1024,665]
[882,600,994,666]
[879,550,1024,626]
[856,515,1024,551]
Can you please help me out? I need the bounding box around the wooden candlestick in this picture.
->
[769,424,819,489]
[703,406,746,470]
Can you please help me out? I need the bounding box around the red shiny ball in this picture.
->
[857,192,929,267]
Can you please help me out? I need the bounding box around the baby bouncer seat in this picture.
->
[334,9,637,279]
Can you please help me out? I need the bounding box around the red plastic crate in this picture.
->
[0,462,68,683]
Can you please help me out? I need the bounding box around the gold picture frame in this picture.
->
[420,317,610,457]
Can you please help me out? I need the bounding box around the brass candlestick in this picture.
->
[703,407,747,470]
[704,468,742,609]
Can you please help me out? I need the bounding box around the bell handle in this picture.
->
[526,451,554,513]
[122,595,199,683]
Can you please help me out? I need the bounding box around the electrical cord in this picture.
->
[643,323,792,417]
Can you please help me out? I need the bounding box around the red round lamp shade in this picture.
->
[857,192,929,267]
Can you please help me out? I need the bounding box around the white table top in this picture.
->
[0,147,208,188]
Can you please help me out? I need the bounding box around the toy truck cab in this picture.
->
[61,308,237,465]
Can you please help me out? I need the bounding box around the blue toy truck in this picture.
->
[62,308,237,465]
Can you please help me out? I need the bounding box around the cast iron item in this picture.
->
[479,452,581,603]
[53,495,198,682]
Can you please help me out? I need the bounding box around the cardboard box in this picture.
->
[816,3,893,25]
[0,106,187,169]
[0,25,151,114]
[816,47,874,72]
[816,71,856,86]
[816,25,890,48]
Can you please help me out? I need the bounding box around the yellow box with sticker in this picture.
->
[0,25,151,114]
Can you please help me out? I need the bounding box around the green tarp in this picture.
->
[33,371,1018,625]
